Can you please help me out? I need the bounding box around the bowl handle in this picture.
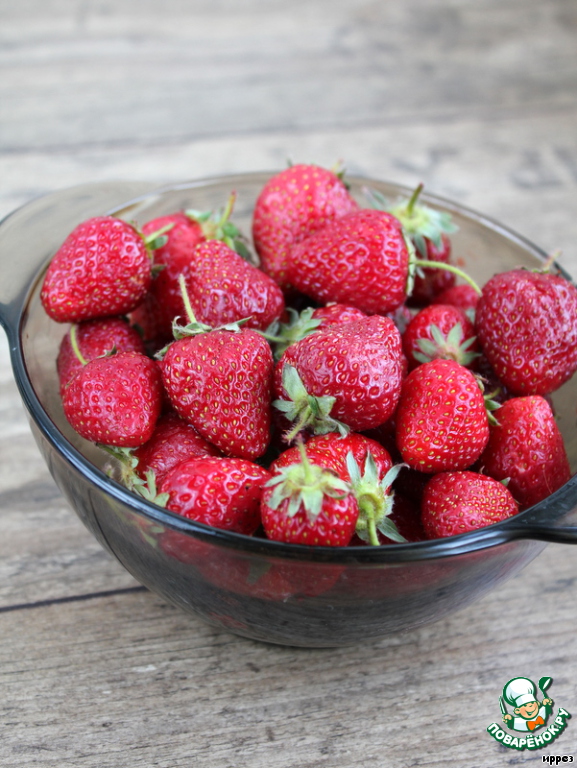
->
[0,181,158,336]
[502,478,577,544]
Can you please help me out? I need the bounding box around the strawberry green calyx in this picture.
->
[131,469,170,508]
[366,183,458,258]
[475,377,502,427]
[260,308,323,360]
[100,445,169,507]
[346,453,406,546]
[365,183,481,297]
[186,192,251,259]
[265,442,351,523]
[273,364,350,443]
[413,322,480,367]
[100,444,140,488]
[142,222,175,253]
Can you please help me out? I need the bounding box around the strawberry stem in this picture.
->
[406,183,424,216]
[413,259,482,296]
[296,440,315,485]
[356,492,381,546]
[69,324,88,366]
[216,192,236,231]
[178,273,197,324]
[142,222,175,253]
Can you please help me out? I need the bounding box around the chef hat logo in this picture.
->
[503,677,537,708]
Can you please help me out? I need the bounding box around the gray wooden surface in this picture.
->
[1,1,577,766]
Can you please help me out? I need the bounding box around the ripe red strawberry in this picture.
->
[263,303,368,360]
[269,433,406,545]
[311,303,368,327]
[479,396,571,510]
[41,216,154,323]
[422,470,519,538]
[286,209,411,314]
[366,183,459,304]
[57,317,145,396]
[475,268,577,395]
[186,240,285,330]
[131,211,207,345]
[409,234,456,305]
[402,303,479,370]
[161,532,341,600]
[159,456,271,535]
[395,359,490,473]
[432,284,480,313]
[380,494,426,543]
[274,315,405,436]
[133,201,250,344]
[271,432,393,477]
[161,326,274,460]
[62,351,163,447]
[252,164,359,288]
[133,411,221,485]
[261,444,358,546]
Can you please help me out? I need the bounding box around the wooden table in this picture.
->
[1,1,576,765]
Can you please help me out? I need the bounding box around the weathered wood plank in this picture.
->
[1,0,577,152]
[0,542,575,768]
[2,111,577,274]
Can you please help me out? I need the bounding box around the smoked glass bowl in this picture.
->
[1,173,576,647]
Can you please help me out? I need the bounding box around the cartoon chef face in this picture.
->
[515,699,540,719]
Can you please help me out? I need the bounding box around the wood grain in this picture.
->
[1,0,577,765]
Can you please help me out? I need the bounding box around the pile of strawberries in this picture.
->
[41,164,577,550]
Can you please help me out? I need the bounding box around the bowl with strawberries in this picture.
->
[1,167,576,647]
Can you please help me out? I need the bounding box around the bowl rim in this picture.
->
[7,172,577,564]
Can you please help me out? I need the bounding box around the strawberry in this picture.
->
[273,315,405,437]
[263,303,368,360]
[395,358,491,473]
[386,303,416,335]
[261,443,358,546]
[41,216,156,323]
[422,470,519,538]
[186,240,284,330]
[409,234,456,305]
[269,432,406,545]
[134,199,250,344]
[252,163,359,289]
[57,317,145,396]
[159,456,271,535]
[133,411,221,485]
[350,493,426,545]
[479,396,571,510]
[270,432,393,477]
[380,494,426,543]
[402,303,479,370]
[286,208,411,314]
[475,268,577,395]
[162,533,342,600]
[311,303,368,327]
[62,351,163,447]
[432,284,480,313]
[131,211,206,345]
[366,183,458,305]
[161,322,274,460]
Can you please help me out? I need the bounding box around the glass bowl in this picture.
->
[1,173,576,647]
